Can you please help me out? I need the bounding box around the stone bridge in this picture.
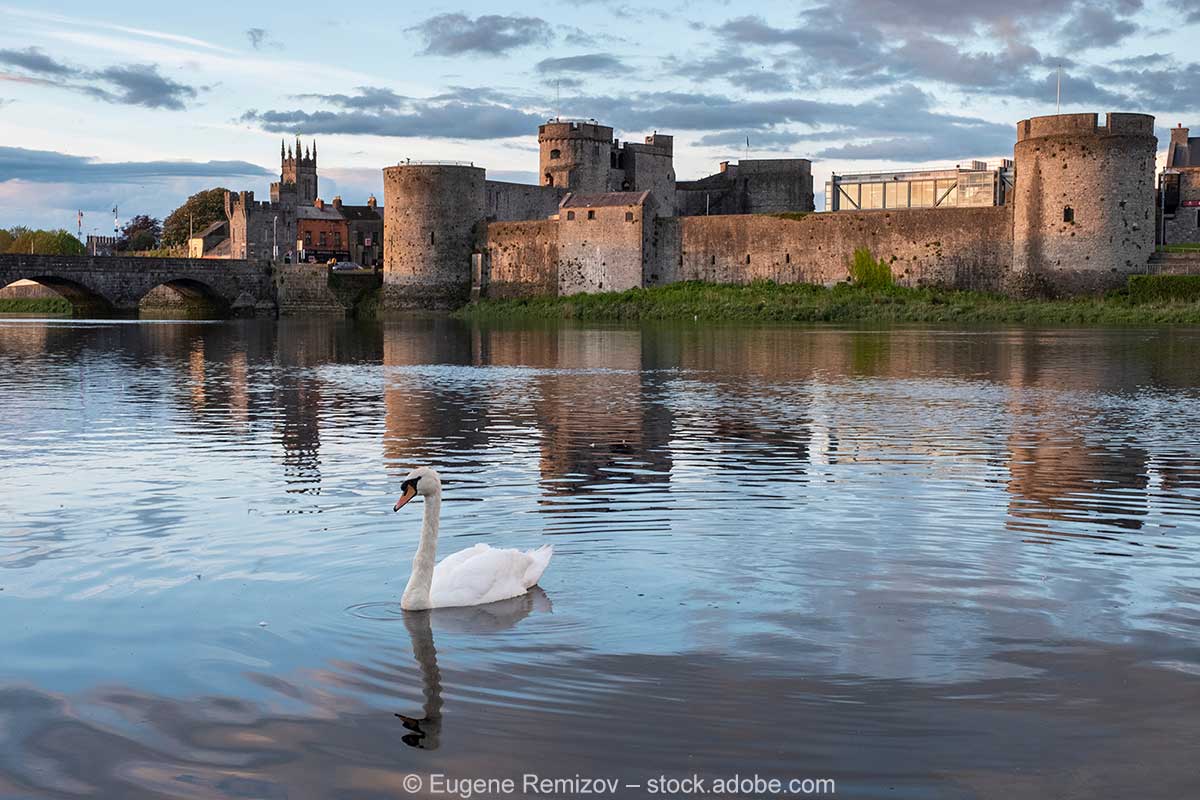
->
[0,254,277,316]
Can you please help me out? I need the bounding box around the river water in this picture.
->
[1,317,1199,799]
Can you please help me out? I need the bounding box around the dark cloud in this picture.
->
[86,65,198,110]
[0,48,200,110]
[246,28,268,50]
[536,53,627,75]
[296,86,408,112]
[240,92,543,140]
[0,47,75,76]
[695,129,806,150]
[408,13,552,56]
[1059,6,1138,49]
[665,50,792,93]
[0,146,271,183]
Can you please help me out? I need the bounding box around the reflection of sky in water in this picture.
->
[2,319,1200,796]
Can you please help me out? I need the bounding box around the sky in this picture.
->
[0,0,1197,233]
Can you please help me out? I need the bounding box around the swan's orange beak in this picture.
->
[393,485,417,512]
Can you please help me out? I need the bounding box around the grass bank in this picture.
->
[457,281,1200,325]
[0,296,73,315]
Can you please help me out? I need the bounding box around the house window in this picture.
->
[550,149,561,159]
[319,232,327,247]
[567,211,575,220]
[587,210,596,220]
[334,232,342,247]
[545,173,554,186]
[1063,206,1074,223]
[357,230,364,245]
[304,232,312,246]
[625,211,634,222]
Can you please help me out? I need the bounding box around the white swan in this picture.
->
[393,467,553,610]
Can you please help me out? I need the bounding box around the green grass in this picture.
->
[1159,243,1200,253]
[0,296,73,315]
[1128,274,1200,303]
[457,280,1200,325]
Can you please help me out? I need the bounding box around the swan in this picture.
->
[393,467,553,610]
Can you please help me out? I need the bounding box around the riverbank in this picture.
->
[457,280,1200,325]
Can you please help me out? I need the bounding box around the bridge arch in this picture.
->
[138,278,230,318]
[2,276,114,316]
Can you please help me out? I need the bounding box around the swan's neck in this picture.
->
[402,492,440,610]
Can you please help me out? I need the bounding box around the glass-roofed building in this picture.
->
[824,160,1014,212]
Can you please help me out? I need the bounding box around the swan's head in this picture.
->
[394,466,441,511]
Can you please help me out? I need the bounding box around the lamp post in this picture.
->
[272,216,279,261]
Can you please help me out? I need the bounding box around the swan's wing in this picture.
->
[430,544,548,608]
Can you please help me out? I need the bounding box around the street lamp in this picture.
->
[272,216,279,261]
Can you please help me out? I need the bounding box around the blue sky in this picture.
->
[0,0,1197,232]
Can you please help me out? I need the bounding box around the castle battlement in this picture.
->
[1017,112,1155,141]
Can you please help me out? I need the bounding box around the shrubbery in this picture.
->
[848,248,893,289]
[1128,274,1200,303]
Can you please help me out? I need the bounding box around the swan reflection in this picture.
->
[396,587,552,749]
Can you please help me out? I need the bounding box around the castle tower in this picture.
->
[538,120,615,193]
[280,137,319,205]
[382,164,486,309]
[1011,112,1157,294]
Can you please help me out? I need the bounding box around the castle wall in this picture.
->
[383,164,486,309]
[736,160,815,214]
[485,180,565,222]
[558,199,652,295]
[539,121,614,192]
[623,138,676,216]
[486,219,559,298]
[1163,171,1200,245]
[648,207,1013,291]
[1012,112,1157,294]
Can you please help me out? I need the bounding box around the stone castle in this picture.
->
[379,111,1164,308]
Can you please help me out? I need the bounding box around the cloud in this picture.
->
[695,129,806,151]
[86,64,198,110]
[408,13,552,56]
[0,146,271,183]
[536,53,628,75]
[0,48,201,110]
[0,47,75,76]
[1059,6,1138,49]
[246,28,268,50]
[664,50,792,93]
[240,88,543,139]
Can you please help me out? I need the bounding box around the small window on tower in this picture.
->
[1063,206,1074,223]
[587,210,596,220]
[550,149,561,160]
[430,231,436,245]
[567,211,575,220]
[625,211,634,222]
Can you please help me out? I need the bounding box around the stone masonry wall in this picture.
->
[486,219,559,298]
[558,203,649,294]
[485,180,565,222]
[1164,170,1200,245]
[651,207,1013,291]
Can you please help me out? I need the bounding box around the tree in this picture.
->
[3,227,85,255]
[162,187,230,247]
[117,215,162,251]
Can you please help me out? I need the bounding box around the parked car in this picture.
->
[330,262,360,271]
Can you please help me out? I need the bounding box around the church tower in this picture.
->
[280,138,318,205]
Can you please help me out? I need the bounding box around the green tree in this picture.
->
[3,227,85,255]
[117,215,162,252]
[162,187,230,247]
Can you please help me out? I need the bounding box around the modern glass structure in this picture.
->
[825,160,1015,212]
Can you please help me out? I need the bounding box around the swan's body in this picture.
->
[394,467,552,611]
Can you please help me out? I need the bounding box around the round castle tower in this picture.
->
[383,164,486,309]
[538,120,614,193]
[1011,112,1157,294]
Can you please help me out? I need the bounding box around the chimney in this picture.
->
[315,198,324,210]
[1171,125,1190,146]
[332,195,342,209]
[367,195,377,209]
[719,161,730,173]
